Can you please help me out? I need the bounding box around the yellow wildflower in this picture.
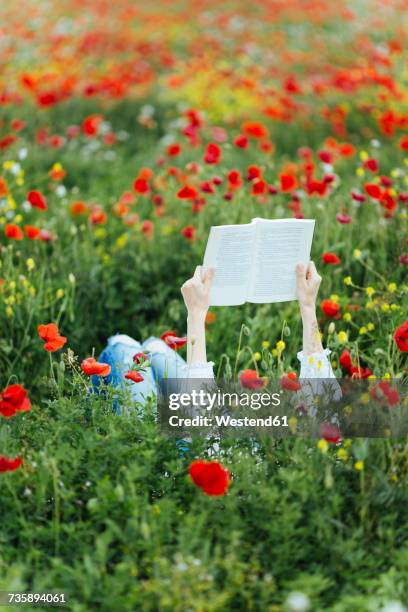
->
[26,258,35,271]
[288,416,297,434]
[344,276,352,286]
[354,461,364,471]
[317,439,329,453]
[337,331,348,343]
[337,448,348,461]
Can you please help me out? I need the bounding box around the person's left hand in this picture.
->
[181,266,215,316]
[296,261,322,312]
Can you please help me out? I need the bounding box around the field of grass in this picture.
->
[0,1,407,610]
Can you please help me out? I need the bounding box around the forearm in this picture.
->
[187,311,207,364]
[300,305,324,355]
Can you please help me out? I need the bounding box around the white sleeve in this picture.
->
[297,348,337,379]
[185,361,215,380]
[296,349,342,411]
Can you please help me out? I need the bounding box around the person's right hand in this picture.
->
[181,266,215,316]
[296,261,322,311]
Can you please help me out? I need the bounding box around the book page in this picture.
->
[203,223,255,306]
[247,219,315,303]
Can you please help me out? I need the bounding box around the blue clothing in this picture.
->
[92,334,192,412]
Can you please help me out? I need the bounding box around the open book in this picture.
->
[203,218,315,306]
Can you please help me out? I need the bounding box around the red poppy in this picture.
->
[89,208,106,225]
[364,183,382,200]
[49,135,65,149]
[363,158,379,173]
[82,114,103,137]
[350,366,373,379]
[0,456,23,473]
[399,254,408,266]
[133,352,149,364]
[246,165,262,181]
[160,331,187,350]
[0,177,8,197]
[234,134,248,148]
[307,180,327,197]
[38,323,67,352]
[259,141,274,153]
[177,185,198,199]
[239,369,267,389]
[0,384,31,418]
[241,121,268,139]
[181,225,196,240]
[49,166,66,181]
[133,178,149,194]
[371,381,400,407]
[70,201,88,216]
[189,459,230,496]
[120,191,136,205]
[81,357,111,377]
[24,225,41,240]
[380,176,392,188]
[351,190,366,202]
[200,181,215,194]
[124,371,144,383]
[204,142,221,164]
[167,143,181,157]
[399,135,408,150]
[321,299,340,318]
[0,134,17,149]
[393,321,408,352]
[336,212,352,224]
[37,91,60,107]
[322,252,341,265]
[228,170,242,189]
[141,220,154,238]
[5,224,24,240]
[280,372,301,392]
[10,119,26,132]
[27,190,48,210]
[339,350,353,371]
[320,422,342,443]
[251,179,266,195]
[318,150,333,164]
[280,174,298,192]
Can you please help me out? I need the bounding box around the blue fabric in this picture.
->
[92,334,189,414]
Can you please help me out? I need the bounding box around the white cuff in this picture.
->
[297,349,337,379]
[186,361,215,380]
